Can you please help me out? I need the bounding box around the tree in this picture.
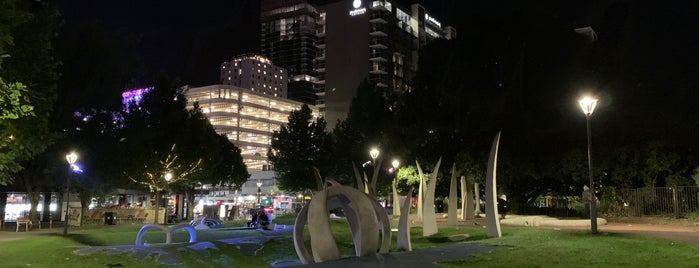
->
[174,104,249,220]
[0,1,61,224]
[269,104,331,192]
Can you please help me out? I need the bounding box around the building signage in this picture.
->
[349,0,366,16]
[425,13,442,28]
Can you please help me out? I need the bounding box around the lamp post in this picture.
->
[164,172,172,224]
[579,96,598,234]
[64,152,78,236]
[391,159,400,215]
[256,179,263,207]
[370,147,380,164]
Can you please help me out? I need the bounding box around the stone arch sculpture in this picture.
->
[293,180,391,264]
[135,223,197,246]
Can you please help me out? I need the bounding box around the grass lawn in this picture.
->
[1,215,698,267]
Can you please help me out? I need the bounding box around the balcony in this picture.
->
[369,17,387,24]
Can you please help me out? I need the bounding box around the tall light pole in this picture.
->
[256,179,263,207]
[64,152,78,236]
[579,96,598,234]
[164,172,172,224]
[369,148,380,164]
[391,159,400,215]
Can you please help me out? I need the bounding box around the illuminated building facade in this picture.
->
[318,0,455,126]
[220,54,288,98]
[185,84,319,171]
[260,0,321,105]
[260,0,455,127]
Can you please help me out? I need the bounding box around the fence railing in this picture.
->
[600,186,699,218]
[527,186,699,219]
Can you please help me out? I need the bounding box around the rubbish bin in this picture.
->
[105,212,116,225]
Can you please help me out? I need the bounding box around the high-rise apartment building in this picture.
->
[317,0,455,126]
[260,0,454,127]
[260,0,321,105]
[220,54,288,98]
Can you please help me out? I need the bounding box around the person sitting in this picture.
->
[258,211,271,230]
[247,210,259,228]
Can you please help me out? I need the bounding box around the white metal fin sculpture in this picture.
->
[352,162,364,191]
[460,176,467,220]
[447,164,458,226]
[397,187,414,251]
[422,158,441,237]
[293,180,392,264]
[392,179,401,216]
[416,160,424,221]
[474,182,482,214]
[485,132,502,238]
[369,157,384,197]
[461,176,474,220]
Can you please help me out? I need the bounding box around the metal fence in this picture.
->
[524,186,699,219]
[600,186,699,218]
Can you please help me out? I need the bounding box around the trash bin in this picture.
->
[105,212,116,225]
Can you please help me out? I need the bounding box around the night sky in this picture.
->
[55,0,698,95]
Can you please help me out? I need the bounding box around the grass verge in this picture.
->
[1,215,697,267]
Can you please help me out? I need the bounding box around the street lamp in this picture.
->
[369,147,380,164]
[164,172,172,224]
[64,152,78,236]
[579,96,598,234]
[391,159,400,215]
[256,179,263,207]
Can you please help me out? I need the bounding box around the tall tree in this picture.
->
[0,1,61,223]
[269,104,331,192]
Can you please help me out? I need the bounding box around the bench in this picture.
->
[16,217,32,232]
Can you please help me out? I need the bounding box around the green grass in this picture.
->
[2,216,698,267]
[441,228,699,267]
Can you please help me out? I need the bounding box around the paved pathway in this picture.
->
[544,222,699,248]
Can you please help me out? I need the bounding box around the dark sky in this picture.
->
[56,0,698,90]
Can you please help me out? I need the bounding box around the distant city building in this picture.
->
[260,0,455,127]
[185,84,319,171]
[220,54,288,98]
[260,0,321,105]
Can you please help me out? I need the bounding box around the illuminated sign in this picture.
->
[425,13,442,28]
[349,0,366,16]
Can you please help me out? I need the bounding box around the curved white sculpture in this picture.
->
[135,224,197,246]
[396,188,414,251]
[447,164,457,226]
[419,158,441,237]
[485,132,502,238]
[293,181,391,264]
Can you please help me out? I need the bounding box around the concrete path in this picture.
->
[286,243,501,268]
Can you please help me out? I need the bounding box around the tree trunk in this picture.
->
[79,190,92,226]
[154,190,160,224]
[28,191,40,225]
[42,192,52,222]
[185,187,195,221]
[0,192,6,226]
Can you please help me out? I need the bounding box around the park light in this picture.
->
[391,159,400,169]
[579,96,597,116]
[369,147,380,162]
[64,152,78,236]
[579,95,598,234]
[165,172,173,182]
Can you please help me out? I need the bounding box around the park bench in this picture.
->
[16,217,32,232]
